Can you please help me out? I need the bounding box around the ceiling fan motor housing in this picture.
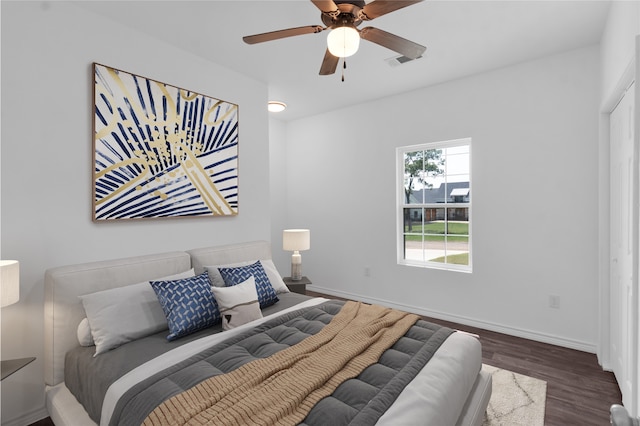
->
[321,2,365,28]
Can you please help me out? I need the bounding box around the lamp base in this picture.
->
[291,251,302,281]
[291,262,302,281]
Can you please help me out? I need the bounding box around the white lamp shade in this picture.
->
[1,260,20,308]
[327,26,360,58]
[283,229,310,251]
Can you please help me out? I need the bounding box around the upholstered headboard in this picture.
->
[43,240,272,387]
[187,240,273,274]
[44,251,191,386]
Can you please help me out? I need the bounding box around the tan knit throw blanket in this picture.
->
[143,301,419,426]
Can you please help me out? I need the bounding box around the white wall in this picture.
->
[601,1,640,101]
[0,2,270,424]
[278,46,601,352]
[269,118,290,271]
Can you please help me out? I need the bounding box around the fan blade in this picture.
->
[319,49,339,75]
[359,27,425,59]
[243,25,324,44]
[311,0,339,15]
[360,0,423,20]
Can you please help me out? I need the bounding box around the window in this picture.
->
[397,138,471,272]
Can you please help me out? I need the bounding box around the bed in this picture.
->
[44,240,491,425]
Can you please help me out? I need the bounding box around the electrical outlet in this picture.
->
[549,295,560,309]
[364,266,371,277]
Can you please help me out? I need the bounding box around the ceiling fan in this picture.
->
[242,0,426,76]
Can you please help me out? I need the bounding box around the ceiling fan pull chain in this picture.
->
[342,59,346,82]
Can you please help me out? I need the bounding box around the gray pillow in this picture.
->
[79,269,195,355]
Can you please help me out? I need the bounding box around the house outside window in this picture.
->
[397,138,471,272]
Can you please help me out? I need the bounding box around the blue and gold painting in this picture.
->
[93,63,238,220]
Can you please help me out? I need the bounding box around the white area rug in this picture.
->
[482,364,547,426]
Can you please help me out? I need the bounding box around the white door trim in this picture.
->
[599,35,640,417]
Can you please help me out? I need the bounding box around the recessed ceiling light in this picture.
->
[268,101,287,113]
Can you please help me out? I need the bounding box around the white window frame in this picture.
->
[396,138,472,272]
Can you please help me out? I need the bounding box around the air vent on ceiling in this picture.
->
[386,54,423,68]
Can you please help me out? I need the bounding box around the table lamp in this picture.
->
[1,260,19,308]
[283,229,310,281]
[1,260,36,380]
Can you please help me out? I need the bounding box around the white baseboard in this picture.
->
[308,285,597,354]
[2,405,49,426]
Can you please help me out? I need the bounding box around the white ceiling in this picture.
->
[76,0,611,121]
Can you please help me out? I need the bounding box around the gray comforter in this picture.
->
[66,296,453,425]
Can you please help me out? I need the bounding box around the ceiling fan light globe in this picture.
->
[327,26,360,58]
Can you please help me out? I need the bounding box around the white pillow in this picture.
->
[79,268,195,355]
[210,276,262,330]
[77,318,94,347]
[205,259,289,294]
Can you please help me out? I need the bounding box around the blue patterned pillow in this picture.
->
[150,271,220,341]
[218,261,279,308]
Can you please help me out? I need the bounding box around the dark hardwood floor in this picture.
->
[30,291,621,426]
[431,315,620,425]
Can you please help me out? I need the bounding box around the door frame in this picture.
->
[599,35,640,416]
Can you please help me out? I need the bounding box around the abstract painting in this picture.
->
[93,63,238,220]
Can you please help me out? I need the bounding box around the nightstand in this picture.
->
[1,357,35,380]
[283,276,311,295]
